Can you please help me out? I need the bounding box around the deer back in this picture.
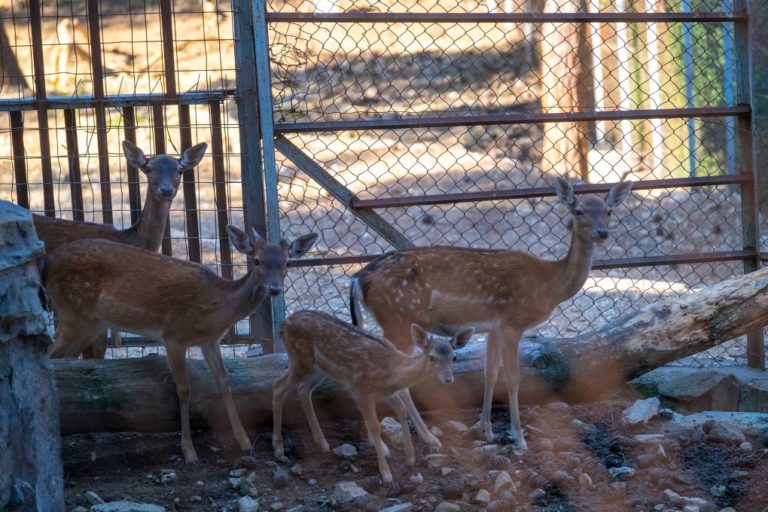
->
[33,214,122,253]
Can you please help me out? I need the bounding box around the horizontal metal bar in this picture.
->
[352,175,753,209]
[274,106,750,133]
[0,90,233,112]
[288,250,757,269]
[267,12,747,23]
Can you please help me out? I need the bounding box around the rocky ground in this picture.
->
[62,399,768,512]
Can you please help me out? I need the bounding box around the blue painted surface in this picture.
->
[682,0,698,177]
[722,0,736,175]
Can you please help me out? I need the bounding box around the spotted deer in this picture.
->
[45,226,318,465]
[273,310,473,483]
[350,178,633,449]
[34,140,207,358]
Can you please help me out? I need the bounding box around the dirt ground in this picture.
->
[62,401,768,511]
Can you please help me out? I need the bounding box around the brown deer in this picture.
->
[34,140,208,358]
[350,178,633,449]
[45,226,318,465]
[273,310,472,483]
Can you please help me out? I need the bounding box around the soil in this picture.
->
[62,401,768,511]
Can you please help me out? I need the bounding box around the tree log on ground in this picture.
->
[55,265,768,434]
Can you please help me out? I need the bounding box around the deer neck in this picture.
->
[122,193,171,250]
[390,350,430,389]
[555,227,595,302]
[221,269,269,324]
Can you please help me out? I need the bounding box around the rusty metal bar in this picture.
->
[29,0,54,216]
[209,100,233,280]
[178,104,201,262]
[152,104,172,256]
[122,107,141,224]
[63,109,84,221]
[0,90,233,112]
[266,12,747,23]
[159,0,178,97]
[274,106,750,133]
[352,175,753,209]
[10,111,28,209]
[288,250,757,269]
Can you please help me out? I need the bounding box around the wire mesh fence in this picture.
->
[0,0,763,367]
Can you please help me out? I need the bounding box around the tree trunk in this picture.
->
[0,21,31,97]
[55,264,768,434]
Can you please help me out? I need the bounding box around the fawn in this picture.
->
[45,225,318,464]
[273,310,473,483]
[34,140,208,358]
[350,178,633,449]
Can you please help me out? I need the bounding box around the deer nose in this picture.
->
[442,374,454,384]
[268,285,283,296]
[595,227,609,240]
[159,187,175,198]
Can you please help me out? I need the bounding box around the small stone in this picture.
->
[190,496,202,503]
[529,488,546,500]
[441,478,464,499]
[85,491,105,505]
[710,485,726,498]
[159,470,177,485]
[269,503,284,511]
[493,471,515,493]
[536,438,554,452]
[472,489,491,506]
[440,467,454,476]
[739,441,753,451]
[380,417,404,445]
[444,421,469,434]
[471,444,499,462]
[196,481,205,487]
[238,496,259,512]
[230,468,247,478]
[272,468,290,490]
[579,473,593,490]
[720,508,736,512]
[623,397,660,425]
[290,464,304,477]
[71,508,88,512]
[378,504,413,512]
[359,475,381,492]
[230,477,244,488]
[307,479,318,486]
[704,421,746,445]
[425,454,450,468]
[683,506,700,512]
[90,503,166,512]
[286,507,305,512]
[239,456,259,469]
[433,502,461,512]
[430,426,444,438]
[247,471,258,484]
[333,443,358,458]
[332,481,368,503]
[409,473,424,484]
[608,466,636,480]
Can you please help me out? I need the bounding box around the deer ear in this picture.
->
[227,225,255,255]
[410,324,430,350]
[452,327,474,349]
[123,140,148,172]
[287,233,318,259]
[606,180,633,208]
[179,142,208,170]
[554,177,576,210]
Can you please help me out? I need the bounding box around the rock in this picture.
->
[663,490,715,512]
[230,477,244,489]
[333,444,358,458]
[529,488,546,500]
[444,421,469,434]
[272,468,290,490]
[608,467,636,480]
[409,473,423,484]
[159,470,177,485]
[230,469,247,478]
[433,502,461,512]
[536,438,554,452]
[472,489,491,506]
[579,473,593,490]
[704,421,746,445]
[471,444,499,462]
[425,454,450,468]
[332,481,368,504]
[359,476,381,493]
[380,417,404,446]
[739,441,753,451]
[440,468,454,476]
[430,426,444,438]
[683,506,700,512]
[90,503,166,512]
[238,496,259,512]
[269,503,284,511]
[85,492,105,505]
[378,504,413,512]
[710,485,726,498]
[441,478,464,499]
[623,398,660,425]
[290,464,304,477]
[493,471,515,493]
[72,507,89,512]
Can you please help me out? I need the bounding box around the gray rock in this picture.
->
[90,502,166,512]
[230,469,247,478]
[85,492,105,505]
[71,507,89,512]
[424,454,450,468]
[272,468,290,490]
[710,485,726,498]
[472,489,491,506]
[238,496,259,512]
[444,421,469,434]
[433,502,461,512]
[380,417,404,446]
[608,466,636,480]
[623,398,660,425]
[705,421,746,445]
[378,504,413,512]
[493,471,515,493]
[333,443,358,458]
[332,481,368,503]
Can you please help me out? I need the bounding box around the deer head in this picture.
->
[122,141,208,201]
[410,324,473,384]
[555,177,633,243]
[226,225,318,296]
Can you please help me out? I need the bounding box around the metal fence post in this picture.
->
[234,0,275,351]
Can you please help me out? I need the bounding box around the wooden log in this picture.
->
[55,264,768,434]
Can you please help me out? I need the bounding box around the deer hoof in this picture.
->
[185,458,201,469]
[471,420,495,442]
[504,431,528,451]
[319,440,330,453]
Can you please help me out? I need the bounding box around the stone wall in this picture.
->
[0,201,64,511]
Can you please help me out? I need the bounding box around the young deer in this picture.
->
[273,310,473,483]
[45,225,318,465]
[350,178,633,449]
[34,140,207,358]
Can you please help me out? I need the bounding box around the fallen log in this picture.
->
[55,265,768,434]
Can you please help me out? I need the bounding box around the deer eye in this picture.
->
[453,355,457,362]
[429,354,437,362]
[607,210,613,217]
[252,257,261,266]
[574,209,584,216]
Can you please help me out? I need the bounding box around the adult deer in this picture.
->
[350,178,633,449]
[45,226,318,465]
[273,310,472,483]
[34,140,208,358]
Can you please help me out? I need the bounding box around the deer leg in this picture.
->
[399,389,441,449]
[390,393,415,466]
[81,330,109,359]
[500,328,528,450]
[272,370,295,461]
[297,372,329,453]
[165,344,198,465]
[475,329,503,441]
[201,341,251,451]
[357,395,392,483]
[49,320,107,359]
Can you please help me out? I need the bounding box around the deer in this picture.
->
[272,310,473,483]
[349,178,633,449]
[34,140,208,358]
[44,225,318,465]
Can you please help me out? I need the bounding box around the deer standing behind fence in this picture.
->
[350,178,633,449]
[44,225,318,465]
[273,310,472,483]
[34,140,208,358]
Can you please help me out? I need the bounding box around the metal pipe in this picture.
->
[266,12,747,23]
